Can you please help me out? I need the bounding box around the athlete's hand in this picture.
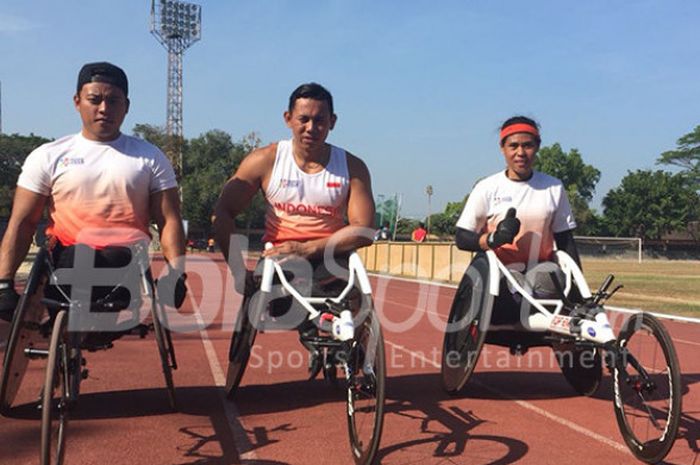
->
[487,208,520,249]
[157,266,188,309]
[0,279,19,322]
[262,241,310,258]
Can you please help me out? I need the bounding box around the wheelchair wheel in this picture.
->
[612,312,682,464]
[441,254,492,394]
[0,248,48,414]
[225,296,258,399]
[151,298,177,411]
[346,302,385,465]
[552,342,602,397]
[40,310,70,465]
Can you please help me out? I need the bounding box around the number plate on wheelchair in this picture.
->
[549,315,572,333]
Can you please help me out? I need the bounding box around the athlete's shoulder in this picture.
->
[122,133,166,156]
[234,142,278,181]
[344,150,370,179]
[532,170,565,188]
[472,170,506,190]
[245,142,278,166]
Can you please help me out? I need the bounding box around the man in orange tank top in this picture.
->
[213,83,375,277]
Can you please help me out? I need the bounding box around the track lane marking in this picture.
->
[385,340,631,455]
[195,310,258,461]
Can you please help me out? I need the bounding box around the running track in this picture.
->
[0,254,698,465]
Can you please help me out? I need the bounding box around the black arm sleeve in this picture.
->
[554,229,582,269]
[455,227,482,252]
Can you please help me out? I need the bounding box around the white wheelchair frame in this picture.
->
[258,243,374,338]
[484,249,616,345]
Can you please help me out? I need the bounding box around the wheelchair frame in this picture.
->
[441,249,683,464]
[0,243,178,465]
[225,243,386,465]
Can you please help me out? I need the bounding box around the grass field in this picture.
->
[581,258,700,317]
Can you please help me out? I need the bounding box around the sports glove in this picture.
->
[157,267,188,309]
[487,208,520,249]
[0,279,19,322]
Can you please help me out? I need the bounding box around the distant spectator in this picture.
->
[207,237,215,252]
[374,222,390,241]
[411,222,427,242]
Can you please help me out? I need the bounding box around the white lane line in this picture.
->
[195,311,258,461]
[385,340,631,456]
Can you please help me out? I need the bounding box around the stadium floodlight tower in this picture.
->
[150,0,201,182]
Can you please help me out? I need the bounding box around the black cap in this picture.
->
[76,62,128,97]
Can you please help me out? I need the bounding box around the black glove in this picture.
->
[0,279,20,322]
[156,268,188,309]
[487,208,520,249]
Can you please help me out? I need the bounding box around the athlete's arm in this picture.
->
[264,153,376,259]
[212,145,273,261]
[554,229,582,269]
[150,187,186,271]
[0,187,47,279]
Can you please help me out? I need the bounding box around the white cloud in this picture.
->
[0,13,39,33]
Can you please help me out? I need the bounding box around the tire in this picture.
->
[151,297,177,411]
[40,310,69,465]
[612,312,682,464]
[552,342,602,397]
[225,296,258,399]
[0,248,48,414]
[346,302,385,465]
[441,254,492,394]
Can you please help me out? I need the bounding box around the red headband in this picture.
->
[499,123,540,143]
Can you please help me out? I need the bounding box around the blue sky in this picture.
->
[1,0,698,218]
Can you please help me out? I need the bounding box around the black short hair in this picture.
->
[288,83,334,115]
[500,115,541,146]
[77,62,128,97]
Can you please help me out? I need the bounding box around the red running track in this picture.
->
[0,253,698,465]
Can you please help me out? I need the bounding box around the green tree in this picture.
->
[601,170,699,240]
[534,143,601,234]
[0,133,51,217]
[428,196,467,236]
[657,125,700,189]
[131,125,265,236]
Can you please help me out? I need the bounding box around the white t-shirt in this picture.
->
[17,133,177,248]
[262,139,350,243]
[456,170,576,267]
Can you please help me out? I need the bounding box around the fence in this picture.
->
[356,241,473,284]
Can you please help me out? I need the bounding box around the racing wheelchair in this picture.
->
[0,241,178,465]
[225,244,386,465]
[441,248,682,464]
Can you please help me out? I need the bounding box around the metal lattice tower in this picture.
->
[150,0,201,180]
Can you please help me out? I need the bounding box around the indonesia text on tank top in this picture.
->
[263,139,350,243]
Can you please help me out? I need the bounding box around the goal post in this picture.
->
[574,236,643,263]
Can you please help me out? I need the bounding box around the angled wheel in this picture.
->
[40,310,70,465]
[225,295,259,399]
[612,312,682,464]
[441,254,493,394]
[151,296,177,411]
[1,248,49,414]
[346,299,385,465]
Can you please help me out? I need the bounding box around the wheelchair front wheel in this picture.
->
[612,312,682,464]
[225,296,258,399]
[40,310,70,465]
[346,302,385,465]
[441,254,492,394]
